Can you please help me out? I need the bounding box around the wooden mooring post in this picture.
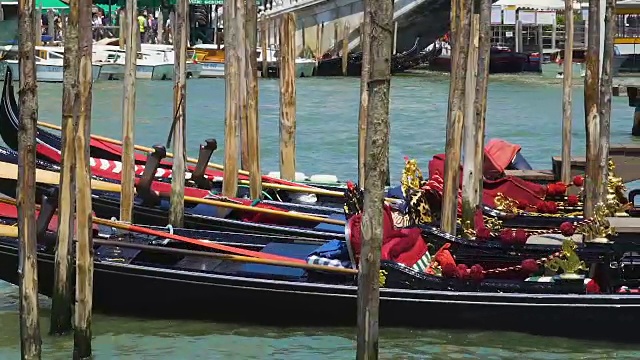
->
[342,21,349,76]
[17,0,42,355]
[73,0,94,357]
[245,0,262,199]
[560,0,574,185]
[355,0,393,356]
[120,0,138,223]
[50,0,79,336]
[239,0,249,171]
[461,13,479,231]
[473,0,491,205]
[169,0,188,227]
[261,14,268,78]
[598,0,615,203]
[279,13,296,181]
[222,0,239,198]
[584,0,601,219]
[357,6,371,186]
[441,0,472,235]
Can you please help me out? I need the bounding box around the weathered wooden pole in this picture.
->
[357,5,371,186]
[461,13,479,232]
[50,0,79,336]
[222,0,239,198]
[17,0,42,355]
[35,4,41,46]
[261,14,268,78]
[355,0,392,355]
[118,10,125,49]
[73,0,94,357]
[342,21,349,75]
[239,0,249,171]
[560,0,574,185]
[169,0,188,227]
[245,0,262,199]
[598,0,615,203]
[440,0,472,235]
[47,9,54,38]
[120,0,138,223]
[583,0,601,219]
[279,13,296,181]
[472,0,491,204]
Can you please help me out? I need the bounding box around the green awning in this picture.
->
[36,0,68,8]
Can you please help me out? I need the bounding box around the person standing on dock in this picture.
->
[138,11,147,44]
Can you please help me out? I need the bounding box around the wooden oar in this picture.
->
[36,121,344,196]
[0,222,357,275]
[0,161,346,226]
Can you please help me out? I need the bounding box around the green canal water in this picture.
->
[1,73,640,358]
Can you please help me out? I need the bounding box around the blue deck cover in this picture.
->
[312,213,346,234]
[238,242,320,280]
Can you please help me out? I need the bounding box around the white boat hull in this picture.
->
[541,62,585,79]
[2,61,103,82]
[135,63,173,80]
[296,60,316,77]
[97,63,125,80]
[199,62,225,78]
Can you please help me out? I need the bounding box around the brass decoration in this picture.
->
[545,239,588,278]
[401,158,423,194]
[605,159,632,217]
[493,193,521,214]
[461,220,475,239]
[577,203,616,242]
[379,269,388,287]
[483,216,503,232]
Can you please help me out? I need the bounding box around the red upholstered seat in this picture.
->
[485,138,522,172]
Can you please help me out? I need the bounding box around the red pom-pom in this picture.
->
[546,183,559,197]
[514,229,528,245]
[586,279,600,294]
[560,222,575,236]
[442,263,458,278]
[535,201,548,213]
[475,226,492,241]
[545,201,558,214]
[554,182,567,195]
[346,181,355,190]
[573,175,584,187]
[469,264,485,282]
[521,259,539,274]
[403,156,409,162]
[499,229,516,245]
[456,264,469,279]
[567,195,579,206]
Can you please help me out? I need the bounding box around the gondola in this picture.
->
[315,38,422,77]
[0,200,638,342]
[0,147,347,240]
[0,67,342,193]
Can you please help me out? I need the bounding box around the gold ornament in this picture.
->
[545,239,588,278]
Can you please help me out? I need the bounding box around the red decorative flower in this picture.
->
[536,201,548,213]
[545,201,558,214]
[560,221,575,236]
[521,259,539,274]
[586,279,600,294]
[469,264,485,282]
[567,195,579,207]
[546,183,559,197]
[456,264,469,279]
[573,175,584,187]
[404,156,409,162]
[499,229,516,245]
[442,263,458,278]
[554,182,567,195]
[475,226,492,241]
[514,229,528,245]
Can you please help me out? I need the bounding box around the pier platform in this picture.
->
[506,144,640,184]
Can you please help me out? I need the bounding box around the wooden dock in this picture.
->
[507,143,640,184]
